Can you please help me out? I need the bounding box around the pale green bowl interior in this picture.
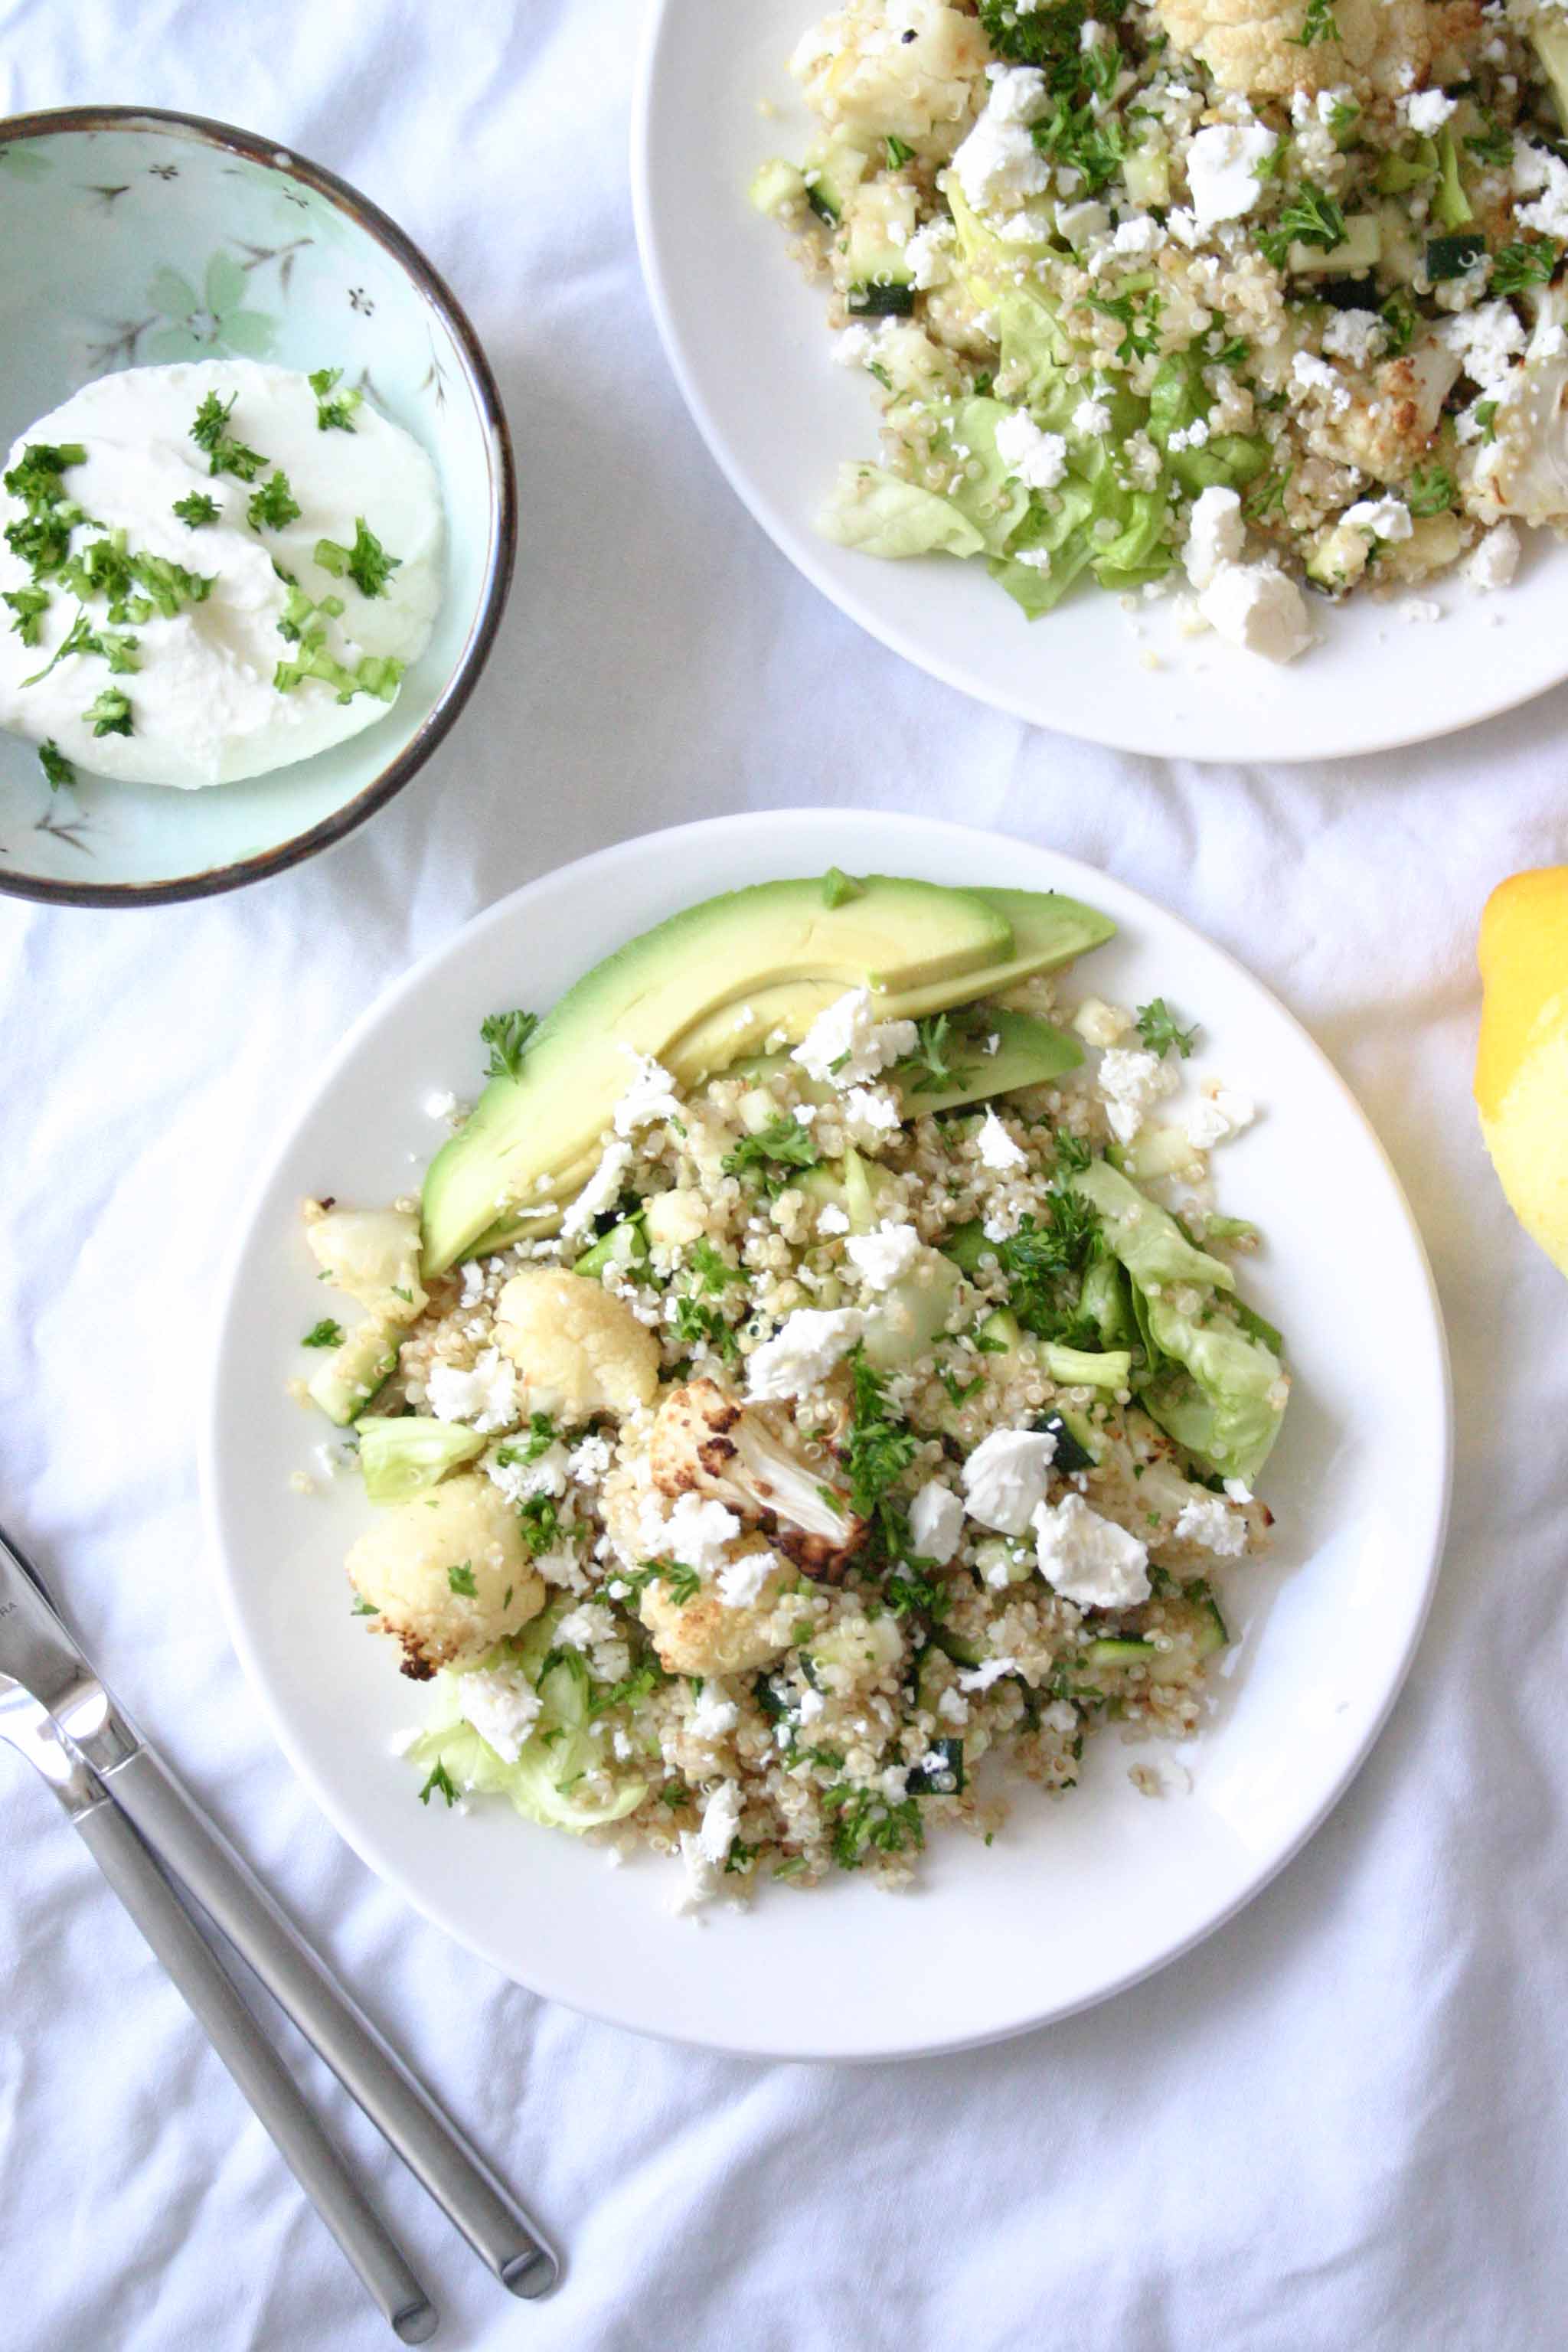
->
[0,113,511,903]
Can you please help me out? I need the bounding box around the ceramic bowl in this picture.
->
[0,106,515,906]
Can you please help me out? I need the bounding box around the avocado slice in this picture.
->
[420,876,1013,1276]
[665,887,1115,1077]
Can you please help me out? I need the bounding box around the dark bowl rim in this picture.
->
[0,103,518,910]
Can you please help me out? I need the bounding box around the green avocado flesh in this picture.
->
[420,876,1114,1276]
[733,1005,1081,1118]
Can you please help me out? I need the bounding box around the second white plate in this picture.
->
[632,0,1568,763]
[204,810,1451,2059]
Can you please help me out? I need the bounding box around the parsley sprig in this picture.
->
[1292,0,1338,47]
[189,390,268,482]
[1135,998,1198,1058]
[722,1115,822,1196]
[309,367,362,433]
[893,1013,974,1097]
[315,518,400,599]
[480,1008,540,1080]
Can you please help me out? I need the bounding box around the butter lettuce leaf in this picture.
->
[818,463,985,558]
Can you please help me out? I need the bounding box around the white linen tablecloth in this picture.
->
[3,5,1566,2347]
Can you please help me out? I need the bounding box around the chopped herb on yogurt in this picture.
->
[247,469,302,532]
[314,517,401,599]
[172,491,220,529]
[309,366,362,433]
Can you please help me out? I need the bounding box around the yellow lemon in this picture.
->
[1476,867,1568,1279]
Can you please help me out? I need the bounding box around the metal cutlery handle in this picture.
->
[102,1743,557,2299]
[72,1793,436,2344]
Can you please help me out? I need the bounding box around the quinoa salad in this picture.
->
[291,874,1289,1913]
[750,0,1568,663]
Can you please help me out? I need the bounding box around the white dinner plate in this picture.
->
[632,0,1567,763]
[204,810,1452,2060]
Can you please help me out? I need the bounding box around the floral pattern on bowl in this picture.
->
[0,108,515,905]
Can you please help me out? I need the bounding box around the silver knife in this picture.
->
[0,1524,558,2301]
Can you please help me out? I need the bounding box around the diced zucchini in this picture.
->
[931,1626,986,1669]
[863,1248,965,1372]
[307,1319,399,1426]
[1122,146,1171,208]
[1426,231,1487,283]
[1289,213,1382,276]
[975,1305,1023,1354]
[942,1220,996,1276]
[750,158,807,217]
[1083,1637,1155,1669]
[1032,1407,1099,1472]
[803,132,871,224]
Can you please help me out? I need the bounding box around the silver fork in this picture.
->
[0,1667,438,2341]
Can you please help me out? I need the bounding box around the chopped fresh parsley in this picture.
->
[1491,238,1562,296]
[884,1566,949,1620]
[84,686,132,737]
[1135,998,1198,1058]
[247,469,302,532]
[1087,288,1161,363]
[301,1318,345,1348]
[314,517,400,599]
[2,586,50,645]
[844,1347,918,1550]
[1053,1128,1093,1174]
[417,1761,459,1807]
[1258,187,1346,270]
[1292,0,1338,47]
[1472,398,1499,446]
[671,1292,740,1365]
[351,1595,379,1616]
[446,1560,478,1597]
[38,739,74,792]
[21,605,104,687]
[172,491,220,529]
[884,135,914,169]
[893,1012,973,1097]
[480,1007,540,1080]
[189,390,268,482]
[1379,294,1417,360]
[722,1115,822,1195]
[994,1196,1103,1344]
[823,1782,925,1870]
[309,366,362,433]
[619,1558,702,1608]
[1405,464,1456,518]
[4,443,87,508]
[518,1493,567,1553]
[688,1238,743,1294]
[1244,464,1292,523]
[938,1367,984,1408]
[1465,122,1515,172]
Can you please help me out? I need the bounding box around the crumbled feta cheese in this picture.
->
[698,1779,741,1870]
[975,1108,1027,1171]
[1033,1493,1151,1608]
[957,1656,1019,1694]
[568,1434,613,1487]
[1442,299,1527,391]
[718,1545,782,1608]
[845,1218,922,1290]
[906,218,956,289]
[612,1047,682,1137]
[1514,140,1568,241]
[1342,497,1414,542]
[1400,599,1442,625]
[1173,1494,1248,1557]
[1073,397,1112,436]
[689,1686,740,1741]
[1223,1477,1253,1504]
[1185,122,1277,228]
[560,1141,635,1240]
[1402,89,1458,135]
[554,1602,617,1651]
[834,322,887,371]
[962,1426,1058,1536]
[1097,1046,1177,1144]
[994,410,1068,490]
[459,1675,541,1765]
[535,1546,588,1592]
[949,72,1052,212]
[936,1685,969,1725]
[1183,485,1246,591]
[797,1685,825,1724]
[1291,351,1351,414]
[1112,214,1161,257]
[841,1084,903,1144]
[816,1201,851,1236]
[427,1348,518,1434]
[909,1478,964,1565]
[1196,564,1314,664]
[459,1259,486,1310]
[792,987,916,1087]
[423,1089,457,1121]
[747,1306,867,1400]
[1321,309,1387,369]
[485,1439,568,1504]
[1465,522,1521,591]
[1186,1085,1254,1150]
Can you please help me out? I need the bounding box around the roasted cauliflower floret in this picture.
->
[346,1473,545,1680]
[1313,338,1461,485]
[649,1378,868,1578]
[493,1267,658,1423]
[1155,0,1480,101]
[637,1544,795,1677]
[1471,354,1568,526]
[1078,1413,1272,1575]
[792,0,988,152]
[303,1203,426,1325]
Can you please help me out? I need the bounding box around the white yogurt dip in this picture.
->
[0,359,443,789]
